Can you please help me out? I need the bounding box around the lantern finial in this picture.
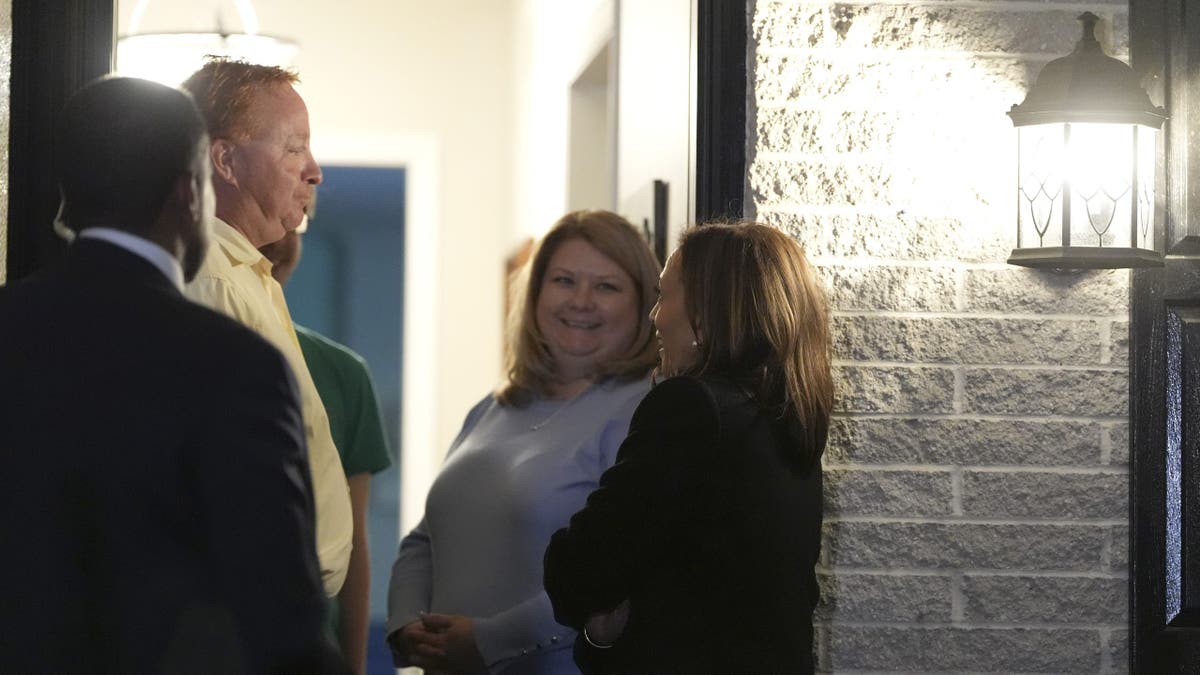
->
[1076,13,1101,52]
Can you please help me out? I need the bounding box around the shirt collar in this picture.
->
[210,216,271,272]
[77,227,184,292]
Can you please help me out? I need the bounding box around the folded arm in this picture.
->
[543,377,718,633]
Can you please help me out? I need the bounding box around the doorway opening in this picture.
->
[567,40,616,211]
[284,165,405,672]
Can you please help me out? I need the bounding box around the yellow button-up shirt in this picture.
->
[185,218,352,597]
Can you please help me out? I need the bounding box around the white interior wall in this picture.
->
[616,0,693,248]
[509,0,694,257]
[509,0,613,249]
[567,44,614,212]
[117,0,514,533]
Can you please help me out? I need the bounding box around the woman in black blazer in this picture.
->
[544,222,834,674]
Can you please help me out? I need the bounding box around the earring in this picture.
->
[691,339,700,349]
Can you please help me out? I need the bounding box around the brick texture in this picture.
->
[963,367,1127,417]
[753,3,1120,54]
[964,268,1129,315]
[763,210,1010,263]
[1109,630,1130,673]
[822,265,958,312]
[1111,320,1130,366]
[834,315,1102,365]
[961,575,1127,623]
[827,417,1105,465]
[1108,423,1130,465]
[835,365,955,413]
[754,54,1037,104]
[825,521,1108,570]
[961,470,1127,519]
[816,572,953,622]
[827,626,1102,672]
[1110,525,1129,572]
[825,468,953,517]
[750,0,1131,670]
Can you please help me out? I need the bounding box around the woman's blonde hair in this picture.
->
[497,210,661,406]
[676,222,834,465]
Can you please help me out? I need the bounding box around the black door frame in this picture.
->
[694,0,747,223]
[5,0,114,281]
[1130,0,1200,670]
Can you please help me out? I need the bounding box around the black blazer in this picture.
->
[544,375,824,674]
[0,239,338,673]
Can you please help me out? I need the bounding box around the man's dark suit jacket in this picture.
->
[0,238,335,673]
[544,375,824,674]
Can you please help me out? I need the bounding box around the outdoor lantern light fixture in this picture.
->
[1007,12,1166,269]
[118,0,299,87]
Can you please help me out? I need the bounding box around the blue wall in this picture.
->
[282,166,405,671]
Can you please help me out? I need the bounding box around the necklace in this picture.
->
[529,402,569,431]
[529,383,594,431]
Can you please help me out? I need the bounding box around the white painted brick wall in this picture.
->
[748,0,1132,671]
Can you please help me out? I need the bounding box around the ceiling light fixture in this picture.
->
[117,0,299,87]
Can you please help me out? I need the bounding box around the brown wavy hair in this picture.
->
[675,222,833,465]
[497,210,661,406]
[181,57,300,140]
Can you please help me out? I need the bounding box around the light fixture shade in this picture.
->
[117,1,298,87]
[118,33,299,87]
[1007,12,1166,269]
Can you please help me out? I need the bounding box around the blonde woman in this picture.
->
[387,211,661,674]
[545,222,834,674]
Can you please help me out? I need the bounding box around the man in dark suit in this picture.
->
[0,77,343,673]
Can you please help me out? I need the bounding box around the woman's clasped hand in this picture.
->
[392,613,485,674]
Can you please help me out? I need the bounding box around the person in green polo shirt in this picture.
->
[261,225,392,675]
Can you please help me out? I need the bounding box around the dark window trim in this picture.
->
[694,0,747,223]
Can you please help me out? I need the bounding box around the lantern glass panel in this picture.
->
[1136,123,1156,250]
[1017,123,1065,248]
[1068,122,1133,248]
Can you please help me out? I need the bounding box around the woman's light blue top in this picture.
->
[387,376,650,674]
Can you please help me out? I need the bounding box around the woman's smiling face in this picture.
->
[535,237,640,386]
